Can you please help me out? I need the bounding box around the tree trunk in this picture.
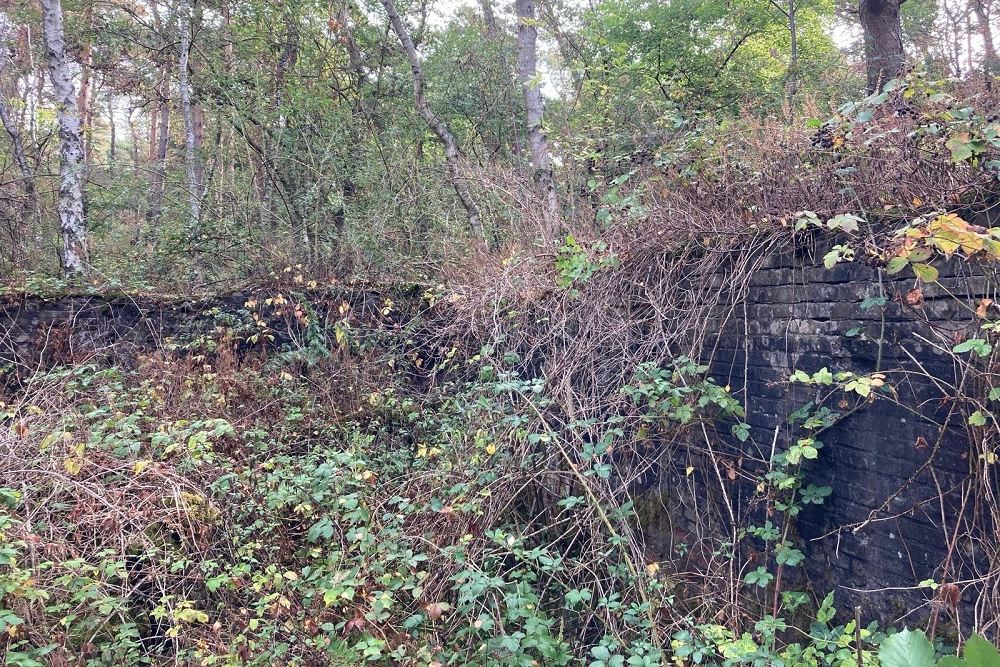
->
[480,0,500,38]
[148,0,169,223]
[859,0,906,93]
[786,0,798,110]
[40,0,88,276]
[178,0,201,234]
[516,0,561,243]
[971,0,998,81]
[77,2,93,166]
[380,0,485,241]
[0,28,38,220]
[107,92,116,174]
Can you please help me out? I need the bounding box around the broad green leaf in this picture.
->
[879,629,936,667]
[969,410,989,427]
[887,256,910,274]
[965,634,1000,666]
[912,263,939,282]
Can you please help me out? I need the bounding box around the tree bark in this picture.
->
[380,0,485,241]
[516,0,560,243]
[77,2,93,166]
[178,0,201,234]
[480,0,500,38]
[786,0,798,108]
[0,28,38,220]
[107,92,116,174]
[40,0,88,276]
[859,0,906,93]
[148,0,169,223]
[971,0,998,81]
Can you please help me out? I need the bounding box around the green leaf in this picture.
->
[964,634,1000,667]
[790,369,812,383]
[969,410,989,427]
[860,295,888,310]
[744,566,774,588]
[591,645,612,661]
[886,257,910,274]
[947,135,975,162]
[879,629,936,667]
[953,338,993,357]
[775,546,805,566]
[911,263,939,282]
[813,367,834,384]
[827,213,863,233]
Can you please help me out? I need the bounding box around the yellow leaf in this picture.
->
[685,466,694,476]
[64,459,81,474]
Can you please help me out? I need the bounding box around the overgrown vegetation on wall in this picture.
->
[3,0,1000,660]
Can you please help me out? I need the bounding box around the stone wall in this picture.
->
[704,245,991,622]
[1,263,994,626]
[0,286,418,384]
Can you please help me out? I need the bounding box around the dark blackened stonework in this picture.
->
[0,286,421,383]
[0,294,243,378]
[706,247,989,623]
[0,265,993,626]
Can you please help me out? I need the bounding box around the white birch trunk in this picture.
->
[380,0,485,242]
[178,0,200,234]
[516,0,561,244]
[40,0,88,276]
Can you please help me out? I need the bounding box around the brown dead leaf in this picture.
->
[425,602,450,621]
[344,614,367,632]
[977,298,993,319]
[906,288,924,306]
[938,582,961,611]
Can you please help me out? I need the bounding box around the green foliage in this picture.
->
[555,234,620,291]
[880,629,1000,667]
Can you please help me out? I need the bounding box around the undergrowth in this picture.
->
[1,74,1000,665]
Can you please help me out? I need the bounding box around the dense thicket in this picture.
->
[0,0,996,286]
[3,0,1000,665]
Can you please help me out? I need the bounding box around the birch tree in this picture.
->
[40,0,88,276]
[0,26,38,221]
[515,0,561,243]
[178,0,201,233]
[380,0,485,241]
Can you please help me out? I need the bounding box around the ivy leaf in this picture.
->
[878,629,936,667]
[969,410,989,427]
[911,263,939,282]
[860,296,888,310]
